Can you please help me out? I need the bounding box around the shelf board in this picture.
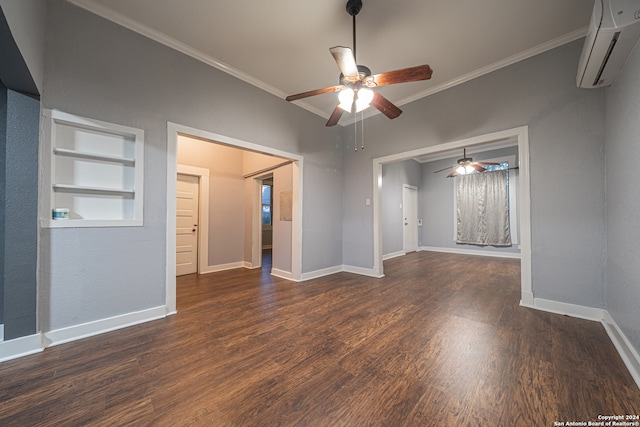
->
[53,148,135,165]
[41,218,143,228]
[52,184,135,195]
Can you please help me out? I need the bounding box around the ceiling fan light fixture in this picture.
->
[355,88,373,112]
[455,164,476,175]
[338,88,354,111]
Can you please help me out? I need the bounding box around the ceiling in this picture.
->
[68,0,593,125]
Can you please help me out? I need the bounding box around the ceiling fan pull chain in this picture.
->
[361,110,365,150]
[354,109,358,151]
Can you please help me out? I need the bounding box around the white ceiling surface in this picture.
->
[68,0,593,125]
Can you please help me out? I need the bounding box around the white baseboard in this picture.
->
[43,306,167,347]
[200,261,246,274]
[271,268,299,282]
[342,264,384,278]
[301,265,344,281]
[523,298,640,390]
[383,251,405,261]
[602,311,640,389]
[420,246,521,259]
[0,333,43,362]
[521,297,604,321]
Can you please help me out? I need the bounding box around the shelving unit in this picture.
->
[42,110,144,228]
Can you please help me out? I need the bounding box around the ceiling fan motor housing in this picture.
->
[346,0,363,16]
[339,65,372,85]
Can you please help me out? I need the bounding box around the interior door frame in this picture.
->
[177,165,210,275]
[372,126,532,306]
[166,122,303,315]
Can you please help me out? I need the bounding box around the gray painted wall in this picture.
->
[605,41,640,357]
[0,81,5,327]
[40,0,344,332]
[381,160,421,255]
[3,88,38,340]
[0,0,46,94]
[420,146,520,255]
[342,40,606,308]
[11,0,629,350]
[177,136,246,267]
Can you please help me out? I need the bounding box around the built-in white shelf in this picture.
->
[42,110,144,228]
[52,148,136,165]
[52,184,136,195]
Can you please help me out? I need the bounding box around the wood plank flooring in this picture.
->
[1,251,639,426]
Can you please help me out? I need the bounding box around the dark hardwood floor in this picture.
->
[1,251,639,426]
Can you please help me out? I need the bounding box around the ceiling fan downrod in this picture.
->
[346,0,362,61]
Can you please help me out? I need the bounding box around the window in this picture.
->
[262,184,272,225]
[452,155,519,245]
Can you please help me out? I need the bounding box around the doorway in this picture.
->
[373,126,532,306]
[176,173,199,275]
[260,175,273,271]
[166,123,304,314]
[402,184,418,253]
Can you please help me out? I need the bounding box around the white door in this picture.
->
[403,185,418,253]
[176,174,199,276]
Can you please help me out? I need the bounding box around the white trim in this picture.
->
[520,298,604,322]
[300,265,344,281]
[177,164,210,275]
[0,324,3,341]
[198,261,247,274]
[0,333,43,362]
[166,123,178,315]
[419,246,521,259]
[43,306,167,347]
[65,0,289,105]
[271,268,298,282]
[382,251,406,261]
[373,126,532,304]
[65,1,586,125]
[602,312,640,389]
[343,28,588,126]
[342,265,385,278]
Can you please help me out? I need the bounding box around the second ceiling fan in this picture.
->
[285,0,434,127]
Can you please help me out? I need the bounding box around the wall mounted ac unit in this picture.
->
[576,0,640,88]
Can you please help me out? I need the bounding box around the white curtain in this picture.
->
[456,170,511,246]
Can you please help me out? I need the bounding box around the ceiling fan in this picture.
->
[434,149,501,178]
[285,0,433,127]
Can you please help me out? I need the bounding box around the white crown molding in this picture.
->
[65,0,288,100]
[340,26,588,126]
[66,1,587,126]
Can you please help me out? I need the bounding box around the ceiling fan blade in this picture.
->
[365,64,433,87]
[446,169,457,178]
[475,161,501,166]
[286,85,345,102]
[370,91,402,119]
[325,105,344,127]
[470,164,486,172]
[330,46,359,81]
[434,164,457,174]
